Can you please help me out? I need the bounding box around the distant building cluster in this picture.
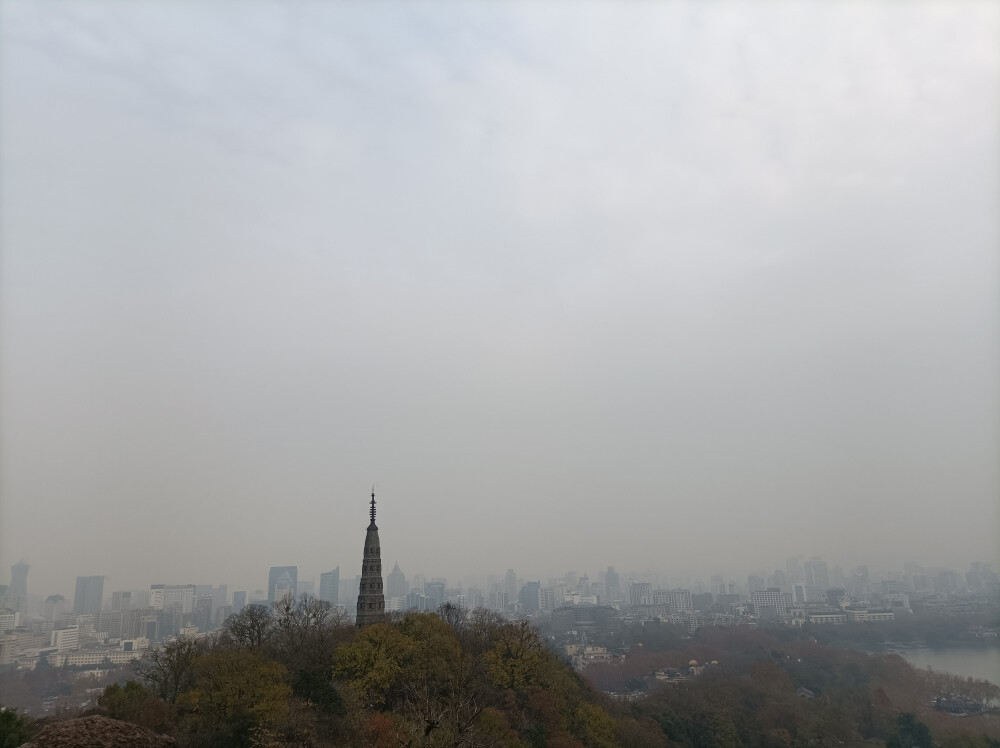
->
[2,542,997,676]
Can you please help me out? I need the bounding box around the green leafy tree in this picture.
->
[0,708,36,748]
[483,619,546,691]
[333,623,414,706]
[177,648,291,746]
[397,612,505,747]
[575,703,618,748]
[97,679,172,732]
[887,713,933,748]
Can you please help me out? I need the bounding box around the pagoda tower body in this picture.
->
[355,490,385,626]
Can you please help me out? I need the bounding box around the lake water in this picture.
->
[886,645,1000,685]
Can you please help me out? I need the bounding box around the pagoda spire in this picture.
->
[356,488,385,626]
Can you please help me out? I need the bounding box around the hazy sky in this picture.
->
[2,1,998,598]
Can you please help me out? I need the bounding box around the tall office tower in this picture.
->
[355,490,385,626]
[605,566,620,602]
[386,563,408,599]
[268,566,298,607]
[424,581,445,611]
[539,587,555,613]
[710,574,725,595]
[232,591,247,611]
[43,594,67,622]
[320,568,340,605]
[111,591,132,611]
[629,582,652,607]
[786,557,803,583]
[4,563,28,615]
[194,595,214,632]
[212,585,228,610]
[769,570,789,592]
[804,558,830,589]
[74,576,105,615]
[504,569,518,602]
[519,581,541,611]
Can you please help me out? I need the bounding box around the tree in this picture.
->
[333,623,414,706]
[271,594,352,673]
[396,611,503,747]
[291,666,345,717]
[576,703,619,748]
[98,680,172,732]
[219,604,274,652]
[465,608,507,657]
[887,713,932,748]
[396,613,461,744]
[483,619,546,691]
[0,708,35,748]
[132,636,205,703]
[177,648,291,746]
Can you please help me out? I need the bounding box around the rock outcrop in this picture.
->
[21,714,177,747]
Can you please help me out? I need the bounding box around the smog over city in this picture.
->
[1,2,997,607]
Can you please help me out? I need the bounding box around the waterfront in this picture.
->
[887,645,1000,686]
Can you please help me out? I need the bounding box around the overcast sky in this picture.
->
[1,1,998,599]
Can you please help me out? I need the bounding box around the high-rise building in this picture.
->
[629,582,652,607]
[355,490,385,626]
[111,591,132,611]
[43,595,68,622]
[424,581,445,611]
[504,569,518,602]
[150,584,196,613]
[386,563,408,599]
[268,566,298,607]
[519,581,541,611]
[769,570,789,593]
[74,576,105,615]
[751,588,787,618]
[319,568,340,605]
[232,591,247,611]
[668,589,693,613]
[194,595,214,632]
[539,587,555,613]
[604,566,620,602]
[3,563,28,615]
[804,558,830,590]
[212,585,228,610]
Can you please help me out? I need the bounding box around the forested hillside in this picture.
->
[1,601,998,748]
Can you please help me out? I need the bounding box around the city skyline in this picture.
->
[2,2,998,596]
[9,552,996,607]
[5,485,998,599]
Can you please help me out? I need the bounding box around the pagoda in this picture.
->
[355,489,385,626]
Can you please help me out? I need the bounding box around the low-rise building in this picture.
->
[808,612,847,625]
[50,626,79,652]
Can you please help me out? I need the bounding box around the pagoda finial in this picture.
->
[370,486,376,524]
